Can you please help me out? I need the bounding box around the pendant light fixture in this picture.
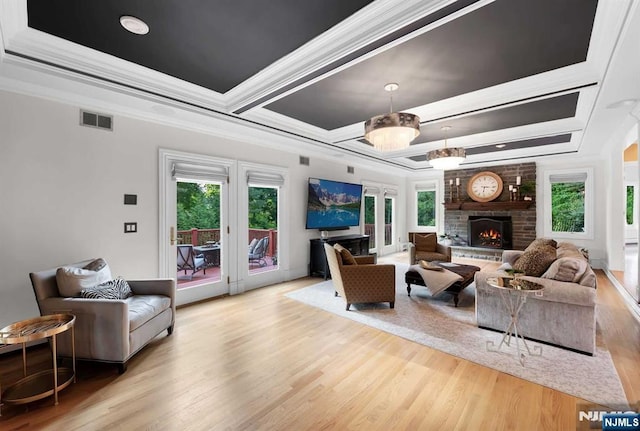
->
[364,83,420,151]
[427,126,466,170]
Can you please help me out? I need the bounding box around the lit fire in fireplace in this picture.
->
[478,229,502,247]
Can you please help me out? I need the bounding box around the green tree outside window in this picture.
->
[417,190,436,227]
[177,182,220,230]
[551,182,585,233]
[249,186,278,229]
[627,185,634,225]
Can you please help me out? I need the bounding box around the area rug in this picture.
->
[286,264,628,408]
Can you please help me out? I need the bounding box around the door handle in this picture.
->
[170,226,177,245]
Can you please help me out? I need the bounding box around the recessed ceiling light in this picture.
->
[120,15,149,35]
[495,144,506,149]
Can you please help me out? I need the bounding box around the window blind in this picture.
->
[384,188,398,197]
[414,183,437,191]
[549,172,588,183]
[246,171,285,186]
[171,162,228,182]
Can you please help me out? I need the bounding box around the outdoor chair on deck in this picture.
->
[177,244,206,279]
[249,237,269,267]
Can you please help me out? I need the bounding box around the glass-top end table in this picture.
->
[0,314,76,415]
[486,276,545,366]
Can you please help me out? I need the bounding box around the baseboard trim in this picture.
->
[603,268,640,324]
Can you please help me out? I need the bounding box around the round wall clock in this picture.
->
[467,171,504,202]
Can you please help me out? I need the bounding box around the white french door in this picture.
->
[160,150,236,306]
[238,162,288,290]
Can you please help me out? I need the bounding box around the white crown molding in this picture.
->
[0,57,415,174]
[241,108,330,142]
[225,0,478,113]
[586,0,633,74]
[580,0,640,157]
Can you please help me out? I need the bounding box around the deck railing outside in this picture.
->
[177,228,278,257]
[364,224,392,249]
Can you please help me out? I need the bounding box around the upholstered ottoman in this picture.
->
[405,262,480,307]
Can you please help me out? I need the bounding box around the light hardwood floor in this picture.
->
[1,256,639,430]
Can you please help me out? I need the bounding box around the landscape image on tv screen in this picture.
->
[306,178,363,230]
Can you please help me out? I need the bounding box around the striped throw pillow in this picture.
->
[80,278,133,300]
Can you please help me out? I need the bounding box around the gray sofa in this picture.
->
[30,259,176,372]
[474,242,597,355]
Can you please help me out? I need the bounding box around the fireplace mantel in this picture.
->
[443,200,534,211]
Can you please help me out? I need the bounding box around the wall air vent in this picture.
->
[80,109,113,131]
[299,156,310,166]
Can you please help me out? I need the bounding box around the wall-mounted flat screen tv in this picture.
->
[306,178,363,230]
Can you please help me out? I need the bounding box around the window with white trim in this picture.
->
[415,183,437,228]
[544,168,593,239]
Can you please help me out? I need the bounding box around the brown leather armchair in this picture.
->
[408,232,452,265]
[324,243,395,311]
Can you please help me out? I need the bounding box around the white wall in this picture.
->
[0,90,406,329]
[605,121,639,271]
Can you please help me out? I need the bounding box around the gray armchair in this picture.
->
[29,259,176,373]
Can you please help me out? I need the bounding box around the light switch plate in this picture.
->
[124,222,137,233]
[124,194,137,205]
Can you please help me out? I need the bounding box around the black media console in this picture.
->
[309,234,370,279]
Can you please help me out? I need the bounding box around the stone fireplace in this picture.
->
[468,216,513,249]
[443,162,536,254]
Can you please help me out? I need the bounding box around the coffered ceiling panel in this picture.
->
[266,0,596,130]
[27,0,375,93]
[411,92,580,144]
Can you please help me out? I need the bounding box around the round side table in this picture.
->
[0,314,76,415]
[486,276,544,366]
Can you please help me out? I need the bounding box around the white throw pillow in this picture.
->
[56,263,112,297]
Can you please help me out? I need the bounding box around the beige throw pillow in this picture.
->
[541,257,588,283]
[56,262,112,297]
[84,258,108,272]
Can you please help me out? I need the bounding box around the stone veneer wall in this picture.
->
[443,162,536,251]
